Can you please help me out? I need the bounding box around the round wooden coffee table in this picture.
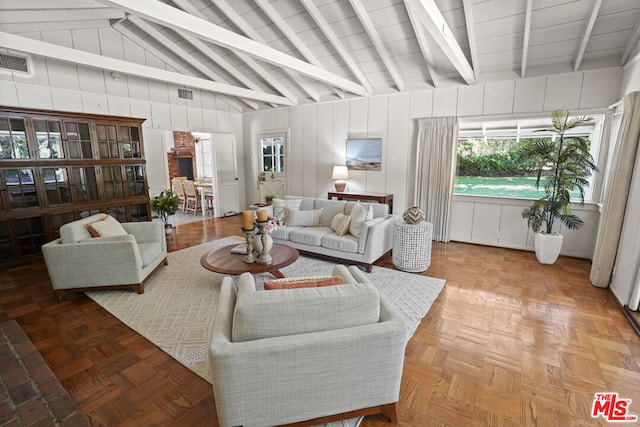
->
[200,243,300,278]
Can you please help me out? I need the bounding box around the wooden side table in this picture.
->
[392,220,433,272]
[328,191,393,213]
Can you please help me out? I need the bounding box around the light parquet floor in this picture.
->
[1,215,638,426]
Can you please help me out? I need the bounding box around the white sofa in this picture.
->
[209,265,408,427]
[270,196,396,272]
[42,213,167,300]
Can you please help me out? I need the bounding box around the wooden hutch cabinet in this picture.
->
[0,106,150,267]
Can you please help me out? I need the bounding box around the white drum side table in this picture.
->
[392,219,433,272]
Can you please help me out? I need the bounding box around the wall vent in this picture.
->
[0,51,33,77]
[178,88,193,100]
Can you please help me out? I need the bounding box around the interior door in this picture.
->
[212,134,240,217]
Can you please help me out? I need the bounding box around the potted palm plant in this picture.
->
[152,189,180,234]
[519,110,598,264]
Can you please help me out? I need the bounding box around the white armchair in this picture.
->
[209,265,408,427]
[42,213,167,300]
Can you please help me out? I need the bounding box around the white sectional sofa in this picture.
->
[270,195,396,272]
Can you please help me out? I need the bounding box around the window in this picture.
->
[455,115,604,201]
[259,134,285,173]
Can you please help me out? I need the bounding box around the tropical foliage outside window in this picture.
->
[455,115,600,200]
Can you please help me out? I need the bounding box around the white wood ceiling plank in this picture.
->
[573,0,602,71]
[471,0,526,23]
[0,0,104,8]
[212,0,320,102]
[170,0,296,105]
[253,0,345,99]
[0,19,113,34]
[461,0,479,81]
[115,23,248,110]
[474,15,522,40]
[348,0,405,91]
[621,13,640,65]
[405,0,475,84]
[0,31,293,106]
[300,0,373,95]
[531,1,592,30]
[521,0,532,78]
[97,0,367,96]
[0,9,125,24]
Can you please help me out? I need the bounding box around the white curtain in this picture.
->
[413,117,459,242]
[590,91,640,288]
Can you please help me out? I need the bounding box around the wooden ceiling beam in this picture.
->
[621,15,640,65]
[521,0,532,78]
[97,0,367,96]
[574,0,602,72]
[461,0,479,81]
[347,0,404,92]
[404,0,439,87]
[212,0,320,102]
[0,31,293,106]
[403,0,475,85]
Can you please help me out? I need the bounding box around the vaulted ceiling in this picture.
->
[1,0,640,111]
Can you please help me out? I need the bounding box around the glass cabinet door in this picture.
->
[34,119,63,159]
[124,165,146,197]
[119,125,142,158]
[96,124,119,158]
[2,168,39,209]
[64,122,93,158]
[101,166,125,200]
[42,167,72,205]
[71,167,99,202]
[0,117,29,159]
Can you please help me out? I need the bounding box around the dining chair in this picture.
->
[182,180,202,215]
[171,178,186,213]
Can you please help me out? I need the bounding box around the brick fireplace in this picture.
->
[167,131,198,181]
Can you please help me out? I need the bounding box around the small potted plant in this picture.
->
[152,189,180,233]
[264,194,274,205]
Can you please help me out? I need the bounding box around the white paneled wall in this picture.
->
[243,67,622,258]
[0,28,244,201]
[451,196,600,259]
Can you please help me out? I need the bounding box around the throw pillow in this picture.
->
[286,208,322,227]
[264,276,345,290]
[330,212,351,236]
[86,215,127,238]
[348,201,373,238]
[272,198,302,223]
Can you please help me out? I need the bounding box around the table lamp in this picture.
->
[332,165,349,192]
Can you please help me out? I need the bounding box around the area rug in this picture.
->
[86,236,445,426]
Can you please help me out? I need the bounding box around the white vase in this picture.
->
[534,232,563,264]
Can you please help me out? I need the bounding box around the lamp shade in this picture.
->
[331,165,349,180]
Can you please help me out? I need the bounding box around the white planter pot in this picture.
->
[534,232,563,264]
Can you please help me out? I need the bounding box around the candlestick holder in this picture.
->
[242,227,256,263]
[254,220,273,265]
